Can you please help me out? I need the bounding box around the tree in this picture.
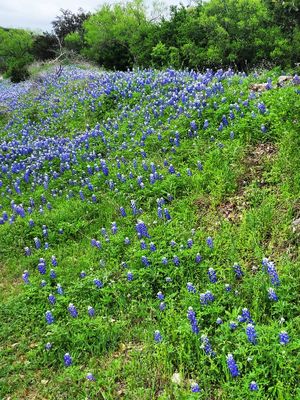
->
[83,0,147,70]
[52,8,90,44]
[0,28,33,81]
[31,32,58,61]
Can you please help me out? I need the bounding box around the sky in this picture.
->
[0,0,194,32]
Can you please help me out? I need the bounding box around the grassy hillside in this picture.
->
[0,66,299,399]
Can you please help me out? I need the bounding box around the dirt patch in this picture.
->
[195,143,278,224]
[237,142,277,192]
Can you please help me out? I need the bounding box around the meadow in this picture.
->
[0,66,300,399]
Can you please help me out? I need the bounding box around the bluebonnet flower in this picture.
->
[265,259,280,286]
[34,237,41,249]
[164,208,171,220]
[187,238,193,248]
[165,277,172,283]
[229,321,237,330]
[233,263,243,279]
[141,256,150,267]
[157,291,164,300]
[230,131,235,139]
[195,253,202,263]
[124,237,131,245]
[226,354,239,377]
[80,271,86,278]
[162,257,168,265]
[206,236,213,249]
[173,255,180,266]
[187,307,199,334]
[150,242,156,252]
[239,308,254,324]
[127,272,133,281]
[51,255,58,267]
[191,382,201,392]
[200,291,215,305]
[208,268,217,283]
[201,334,215,356]
[187,168,192,176]
[246,324,257,344]
[203,119,209,129]
[41,280,47,287]
[22,270,30,284]
[279,331,289,345]
[197,161,203,171]
[157,207,163,219]
[50,269,57,279]
[130,200,138,215]
[64,353,72,367]
[93,279,103,288]
[140,240,147,249]
[88,306,95,317]
[249,381,259,391]
[24,247,31,256]
[159,302,166,311]
[154,330,162,343]
[261,124,267,133]
[68,303,78,318]
[57,284,64,295]
[45,342,52,350]
[168,164,175,174]
[187,282,196,293]
[48,294,56,305]
[170,240,177,247]
[120,207,126,217]
[257,102,266,114]
[216,318,223,325]
[91,194,97,203]
[135,220,150,238]
[268,287,278,301]
[225,284,232,292]
[45,310,54,324]
[29,219,35,227]
[111,222,118,234]
[86,372,96,381]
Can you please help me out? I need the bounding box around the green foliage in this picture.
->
[0,28,33,81]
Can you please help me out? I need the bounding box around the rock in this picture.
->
[277,75,293,86]
[249,83,268,92]
[171,372,182,385]
[292,217,300,233]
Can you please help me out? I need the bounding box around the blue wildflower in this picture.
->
[154,330,162,343]
[268,287,278,301]
[93,279,103,288]
[45,310,54,324]
[64,353,72,367]
[187,307,199,334]
[226,354,239,377]
[191,382,201,392]
[86,372,96,381]
[157,291,164,300]
[208,267,217,283]
[22,270,30,284]
[127,272,133,281]
[48,294,56,305]
[249,381,259,391]
[246,324,257,345]
[279,331,289,345]
[135,220,150,238]
[233,263,243,279]
[206,236,213,249]
[88,306,95,317]
[68,303,78,318]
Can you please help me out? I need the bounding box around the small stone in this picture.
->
[171,372,182,385]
